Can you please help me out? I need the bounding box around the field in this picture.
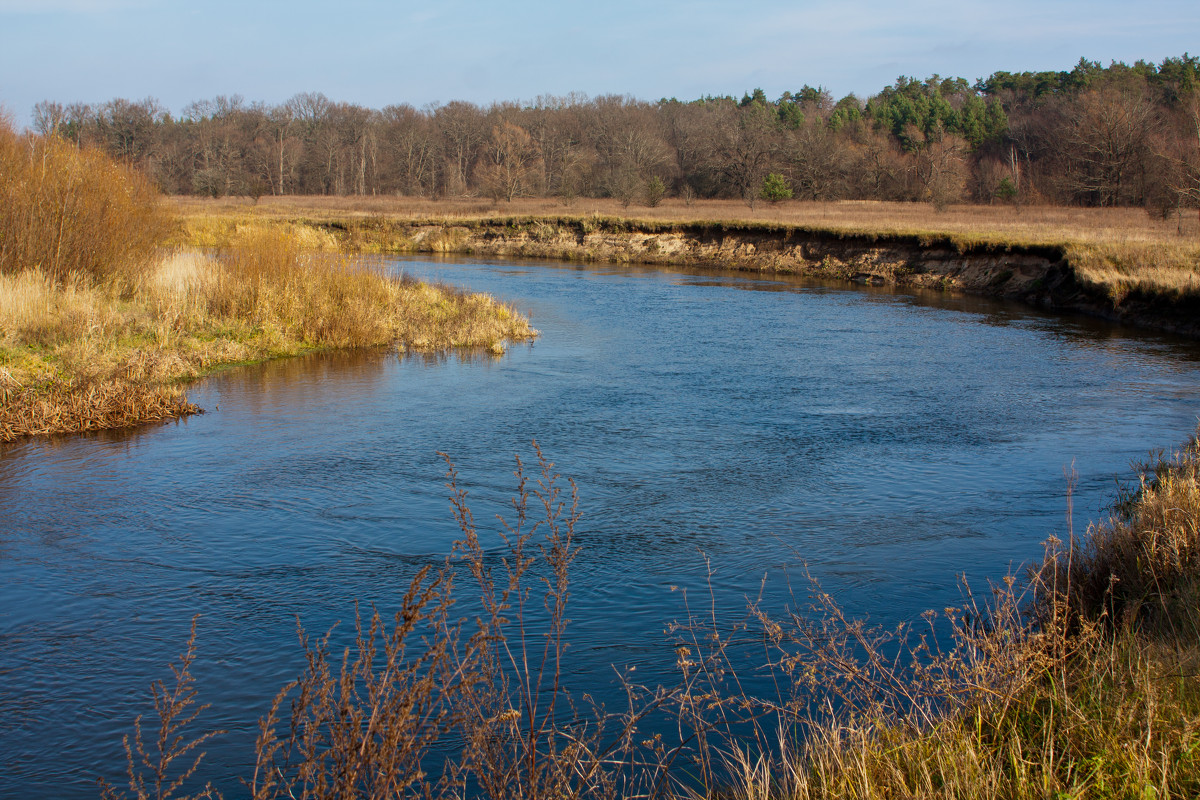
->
[172,195,1200,305]
[171,194,1200,247]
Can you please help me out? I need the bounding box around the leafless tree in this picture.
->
[476,120,542,201]
[435,101,488,196]
[1058,85,1155,206]
[379,104,438,196]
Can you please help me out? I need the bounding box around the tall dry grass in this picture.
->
[0,239,536,441]
[0,118,169,290]
[1038,439,1200,639]
[106,438,1200,800]
[204,228,531,351]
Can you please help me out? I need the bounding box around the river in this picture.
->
[3,256,1200,796]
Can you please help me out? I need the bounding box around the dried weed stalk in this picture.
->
[100,618,224,800]
[106,439,1200,800]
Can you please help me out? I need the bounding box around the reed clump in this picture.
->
[107,437,1200,800]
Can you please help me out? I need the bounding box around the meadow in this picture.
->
[172,194,1200,308]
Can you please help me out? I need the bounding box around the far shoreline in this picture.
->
[176,196,1200,340]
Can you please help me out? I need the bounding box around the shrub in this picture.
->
[0,119,169,290]
[995,176,1019,204]
[758,173,793,204]
[643,176,666,208]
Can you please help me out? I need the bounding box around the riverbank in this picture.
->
[174,196,1200,339]
[0,235,535,442]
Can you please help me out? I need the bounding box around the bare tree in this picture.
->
[916,130,969,210]
[96,98,167,177]
[476,120,542,201]
[288,92,336,193]
[379,104,438,196]
[1058,85,1155,206]
[717,99,784,207]
[524,95,589,198]
[31,100,66,137]
[435,101,488,196]
[787,117,850,200]
[583,95,670,201]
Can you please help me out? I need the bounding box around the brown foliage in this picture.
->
[0,118,170,290]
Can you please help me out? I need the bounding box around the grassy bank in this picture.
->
[171,195,1200,248]
[0,129,536,442]
[106,437,1200,800]
[173,195,1200,317]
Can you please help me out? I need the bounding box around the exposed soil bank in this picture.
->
[318,216,1200,339]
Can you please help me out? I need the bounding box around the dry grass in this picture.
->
[108,439,1200,800]
[1038,439,1200,638]
[0,126,536,441]
[0,241,535,441]
[170,194,1200,249]
[172,195,1200,307]
[1069,241,1200,304]
[706,438,1200,800]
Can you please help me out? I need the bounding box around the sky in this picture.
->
[1,0,1197,126]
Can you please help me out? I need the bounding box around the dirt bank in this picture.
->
[316,216,1200,339]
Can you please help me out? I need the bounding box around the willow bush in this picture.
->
[0,117,170,290]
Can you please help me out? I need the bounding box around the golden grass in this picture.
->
[1069,241,1200,304]
[0,236,535,441]
[170,194,1200,249]
[172,195,1200,306]
[746,637,1200,800]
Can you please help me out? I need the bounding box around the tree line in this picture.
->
[28,55,1200,213]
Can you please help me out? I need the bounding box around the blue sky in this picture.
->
[1,0,1197,126]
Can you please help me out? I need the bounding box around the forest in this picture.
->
[27,55,1200,215]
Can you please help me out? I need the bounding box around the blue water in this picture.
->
[3,256,1200,796]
